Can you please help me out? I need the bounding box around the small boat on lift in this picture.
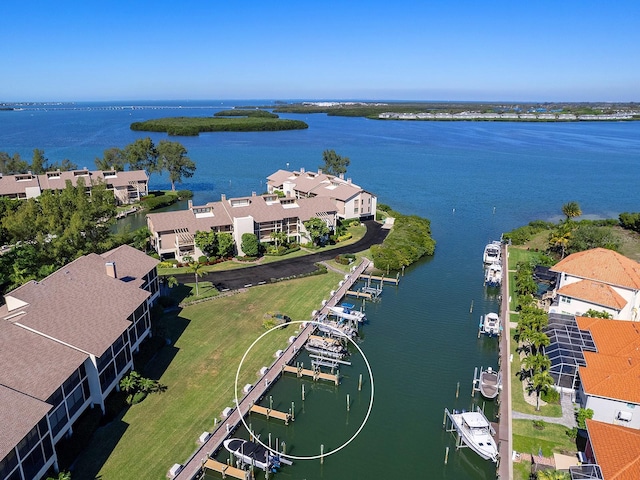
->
[223,438,292,471]
[479,312,501,337]
[305,337,349,359]
[479,367,502,399]
[484,262,502,287]
[328,303,366,323]
[483,241,501,265]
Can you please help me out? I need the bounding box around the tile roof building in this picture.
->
[0,169,148,205]
[147,192,339,260]
[576,317,640,430]
[584,419,640,480]
[0,245,159,480]
[266,168,377,220]
[549,248,640,320]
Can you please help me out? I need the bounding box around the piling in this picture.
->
[320,444,324,464]
[472,366,478,397]
[358,373,363,391]
[269,395,273,410]
[302,384,305,401]
[456,381,460,399]
[470,300,474,313]
[444,447,450,465]
[291,401,295,421]
[281,441,286,455]
[346,394,350,411]
[268,433,272,450]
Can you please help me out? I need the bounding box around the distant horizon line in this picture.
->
[2,98,639,105]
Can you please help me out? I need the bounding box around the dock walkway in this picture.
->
[173,258,371,480]
[203,459,249,480]
[249,404,291,424]
[497,243,513,479]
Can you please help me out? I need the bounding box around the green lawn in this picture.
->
[512,419,576,457]
[72,271,343,480]
[510,329,562,417]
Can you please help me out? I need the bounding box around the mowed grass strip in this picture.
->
[73,271,342,480]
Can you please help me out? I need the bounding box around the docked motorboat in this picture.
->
[483,241,501,265]
[305,337,349,359]
[479,367,501,399]
[484,262,502,287]
[223,438,292,471]
[328,304,366,323]
[480,312,501,337]
[446,409,498,462]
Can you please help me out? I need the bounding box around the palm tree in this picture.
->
[529,370,555,411]
[119,371,141,403]
[189,261,204,296]
[521,353,551,378]
[562,201,582,222]
[549,224,572,259]
[537,469,570,480]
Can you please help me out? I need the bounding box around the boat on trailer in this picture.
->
[446,408,498,462]
[483,241,501,265]
[479,312,501,337]
[479,367,501,399]
[484,262,502,287]
[223,438,292,471]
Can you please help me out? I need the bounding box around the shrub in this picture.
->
[541,387,559,404]
[198,255,208,264]
[337,232,353,242]
[176,189,193,199]
[532,420,546,430]
[241,233,259,257]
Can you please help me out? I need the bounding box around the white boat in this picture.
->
[305,337,349,359]
[480,312,501,337]
[223,438,292,471]
[328,305,366,323]
[483,241,501,265]
[484,262,502,287]
[448,409,498,462]
[479,367,501,399]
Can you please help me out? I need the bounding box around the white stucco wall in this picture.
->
[233,216,255,256]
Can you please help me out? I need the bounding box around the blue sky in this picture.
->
[2,1,639,102]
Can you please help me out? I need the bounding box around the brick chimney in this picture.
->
[188,199,193,210]
[221,193,226,201]
[105,262,117,279]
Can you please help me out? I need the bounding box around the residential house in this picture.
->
[266,168,377,220]
[549,248,640,320]
[0,169,148,204]
[576,317,640,429]
[147,193,338,260]
[582,419,640,480]
[0,245,159,480]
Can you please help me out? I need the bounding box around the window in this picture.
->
[63,369,81,395]
[99,363,116,391]
[561,296,571,304]
[47,386,64,409]
[21,442,47,479]
[49,403,69,437]
[96,348,113,373]
[17,427,40,459]
[66,384,87,418]
[0,449,18,479]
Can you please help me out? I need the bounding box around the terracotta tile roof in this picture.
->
[0,321,88,401]
[577,317,640,404]
[551,248,640,289]
[557,279,627,310]
[586,419,640,480]
[3,247,151,356]
[0,385,52,460]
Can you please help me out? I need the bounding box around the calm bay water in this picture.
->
[2,102,640,479]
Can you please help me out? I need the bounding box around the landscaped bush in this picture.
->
[371,211,435,271]
[176,189,193,199]
[198,255,208,264]
[140,193,179,210]
[335,253,356,265]
[337,232,353,242]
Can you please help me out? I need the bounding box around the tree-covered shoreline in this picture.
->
[131,110,308,136]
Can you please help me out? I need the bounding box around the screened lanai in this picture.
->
[543,313,597,390]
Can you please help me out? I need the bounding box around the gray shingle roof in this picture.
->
[0,385,52,460]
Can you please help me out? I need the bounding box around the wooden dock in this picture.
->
[358,273,400,285]
[203,459,249,480]
[173,258,372,480]
[346,290,372,299]
[282,364,340,385]
[249,404,291,424]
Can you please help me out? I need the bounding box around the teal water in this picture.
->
[2,102,640,479]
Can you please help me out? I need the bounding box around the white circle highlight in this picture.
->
[234,319,374,461]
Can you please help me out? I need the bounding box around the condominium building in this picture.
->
[0,169,148,204]
[0,245,159,480]
[147,192,338,260]
[266,168,377,220]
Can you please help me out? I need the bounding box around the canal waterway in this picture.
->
[2,102,639,479]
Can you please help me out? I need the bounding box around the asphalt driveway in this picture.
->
[174,220,388,290]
